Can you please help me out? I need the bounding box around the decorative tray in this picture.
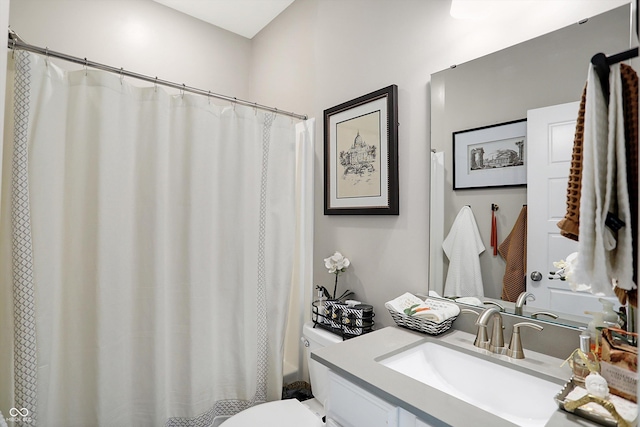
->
[555,378,637,427]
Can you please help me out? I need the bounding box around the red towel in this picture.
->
[491,210,497,256]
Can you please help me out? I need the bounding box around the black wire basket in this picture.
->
[311,300,375,340]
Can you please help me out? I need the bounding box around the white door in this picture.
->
[527,102,616,318]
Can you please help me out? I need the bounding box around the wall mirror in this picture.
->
[429,4,634,327]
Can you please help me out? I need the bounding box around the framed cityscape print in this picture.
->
[324,85,399,215]
[453,119,527,190]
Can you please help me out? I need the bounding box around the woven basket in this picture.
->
[388,309,456,335]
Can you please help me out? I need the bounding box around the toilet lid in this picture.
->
[223,399,323,427]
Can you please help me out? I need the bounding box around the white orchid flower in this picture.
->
[553,259,568,270]
[323,251,351,300]
[324,251,350,274]
[552,252,589,291]
[564,252,590,291]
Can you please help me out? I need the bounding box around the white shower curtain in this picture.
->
[1,51,314,426]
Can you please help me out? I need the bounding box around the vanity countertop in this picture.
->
[312,326,602,427]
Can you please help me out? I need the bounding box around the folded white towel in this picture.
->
[385,293,460,324]
[412,299,461,323]
[384,292,424,313]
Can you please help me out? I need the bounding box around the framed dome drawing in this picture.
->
[323,85,399,215]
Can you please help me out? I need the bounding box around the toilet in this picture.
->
[222,321,343,426]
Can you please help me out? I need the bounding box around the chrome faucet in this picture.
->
[475,307,505,353]
[463,307,542,360]
[461,307,503,351]
[515,292,535,316]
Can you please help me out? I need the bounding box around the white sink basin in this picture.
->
[379,341,561,427]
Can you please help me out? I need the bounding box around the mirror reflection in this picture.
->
[429,5,634,327]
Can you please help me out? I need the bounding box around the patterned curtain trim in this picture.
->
[11,50,39,424]
[166,114,275,426]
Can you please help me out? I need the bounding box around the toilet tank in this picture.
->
[302,321,343,406]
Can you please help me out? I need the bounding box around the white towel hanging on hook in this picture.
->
[575,63,635,294]
[442,205,485,297]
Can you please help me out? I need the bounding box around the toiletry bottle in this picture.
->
[584,311,606,355]
[598,298,619,326]
[572,331,598,386]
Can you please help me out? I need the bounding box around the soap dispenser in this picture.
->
[598,298,619,326]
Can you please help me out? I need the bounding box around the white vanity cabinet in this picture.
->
[314,327,582,427]
[398,408,437,427]
[325,371,439,427]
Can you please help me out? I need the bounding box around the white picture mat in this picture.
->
[328,96,389,208]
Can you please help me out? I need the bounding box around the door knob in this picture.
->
[530,271,543,281]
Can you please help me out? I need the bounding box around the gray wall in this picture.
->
[8,0,252,98]
[250,0,629,328]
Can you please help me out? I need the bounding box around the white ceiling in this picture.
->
[152,0,295,39]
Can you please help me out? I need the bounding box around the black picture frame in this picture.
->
[453,119,527,190]
[324,85,399,215]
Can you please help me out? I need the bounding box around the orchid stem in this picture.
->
[332,273,338,300]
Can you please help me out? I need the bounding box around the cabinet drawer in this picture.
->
[326,370,397,427]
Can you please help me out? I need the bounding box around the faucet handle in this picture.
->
[460,308,479,318]
[483,300,505,312]
[460,309,488,348]
[531,311,558,320]
[507,322,543,359]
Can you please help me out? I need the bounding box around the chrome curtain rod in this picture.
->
[7,31,308,121]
